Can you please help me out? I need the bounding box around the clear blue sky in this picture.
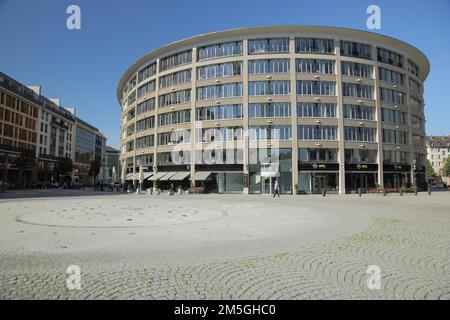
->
[0,0,449,148]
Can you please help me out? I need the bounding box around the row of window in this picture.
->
[249,81,291,96]
[158,109,191,126]
[129,148,418,166]
[136,116,155,132]
[380,88,406,105]
[382,108,406,124]
[377,48,403,68]
[158,89,192,107]
[137,80,156,98]
[197,83,243,100]
[297,80,336,96]
[138,63,157,83]
[196,104,243,121]
[197,62,242,80]
[382,129,408,144]
[379,67,405,85]
[136,98,155,115]
[133,37,420,84]
[342,83,373,99]
[135,59,416,91]
[129,127,417,147]
[136,135,154,149]
[159,69,192,89]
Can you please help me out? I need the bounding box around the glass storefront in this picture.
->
[345,172,377,193]
[383,172,410,189]
[297,172,339,194]
[249,148,292,194]
[216,172,243,193]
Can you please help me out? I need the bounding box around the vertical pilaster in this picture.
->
[404,57,414,185]
[190,49,197,188]
[289,37,298,194]
[373,54,384,188]
[335,39,346,195]
[242,40,250,194]
[153,61,160,189]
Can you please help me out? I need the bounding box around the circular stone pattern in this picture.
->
[15,197,226,228]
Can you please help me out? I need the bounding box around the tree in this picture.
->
[88,159,101,182]
[442,158,450,177]
[55,157,73,177]
[426,159,436,177]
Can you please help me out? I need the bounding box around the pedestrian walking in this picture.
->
[272,178,280,197]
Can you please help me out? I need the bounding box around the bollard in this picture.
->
[358,187,362,197]
[414,187,418,196]
[428,185,431,196]
[383,188,386,196]
[322,188,326,197]
[400,188,403,196]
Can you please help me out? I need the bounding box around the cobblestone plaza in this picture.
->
[0,191,449,299]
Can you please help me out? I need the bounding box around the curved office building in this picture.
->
[117,26,429,194]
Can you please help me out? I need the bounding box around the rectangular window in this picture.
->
[382,108,406,124]
[137,80,156,98]
[295,38,334,54]
[248,38,289,54]
[158,130,191,145]
[299,148,338,162]
[138,62,157,82]
[344,127,376,142]
[159,69,192,88]
[341,61,373,78]
[382,129,408,144]
[135,116,155,133]
[408,59,421,79]
[342,83,373,99]
[248,59,290,74]
[196,83,243,100]
[159,50,192,72]
[196,127,243,142]
[409,78,422,97]
[296,59,335,74]
[136,98,155,115]
[377,48,404,68]
[297,103,336,118]
[249,103,291,118]
[136,135,155,149]
[196,104,243,120]
[197,62,242,80]
[379,67,405,85]
[296,81,336,96]
[158,109,191,126]
[344,149,377,163]
[340,41,372,59]
[343,104,375,120]
[248,81,291,96]
[380,88,406,105]
[198,41,242,61]
[297,125,337,140]
[249,125,292,141]
[159,89,191,107]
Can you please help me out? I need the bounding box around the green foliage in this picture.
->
[55,157,73,176]
[88,159,101,177]
[426,159,436,177]
[13,155,35,169]
[442,158,450,177]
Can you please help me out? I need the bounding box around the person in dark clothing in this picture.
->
[272,178,280,197]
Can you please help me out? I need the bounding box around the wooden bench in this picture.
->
[187,187,205,194]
